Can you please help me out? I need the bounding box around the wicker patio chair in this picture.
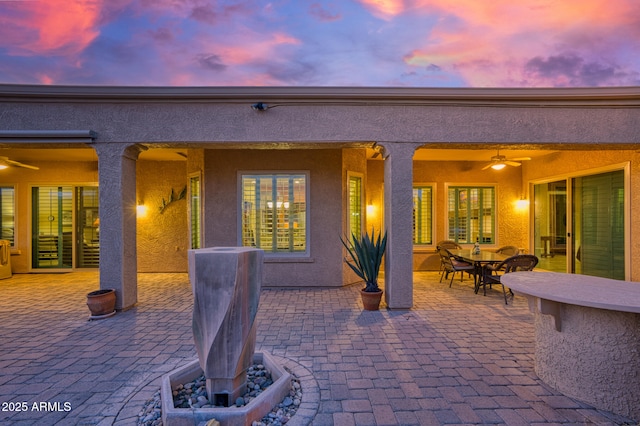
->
[480,254,539,304]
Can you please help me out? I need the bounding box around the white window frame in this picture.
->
[413,183,435,246]
[188,171,203,250]
[0,185,16,247]
[238,171,310,257]
[445,183,497,245]
[347,171,364,241]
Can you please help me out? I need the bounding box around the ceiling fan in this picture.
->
[0,156,39,170]
[482,150,531,170]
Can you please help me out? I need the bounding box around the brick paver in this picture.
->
[0,271,637,425]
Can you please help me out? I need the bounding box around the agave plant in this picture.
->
[340,229,387,292]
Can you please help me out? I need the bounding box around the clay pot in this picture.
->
[360,289,383,311]
[87,289,116,319]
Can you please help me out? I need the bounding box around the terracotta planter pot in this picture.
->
[360,289,383,311]
[87,289,116,319]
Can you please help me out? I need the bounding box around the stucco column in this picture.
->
[94,143,144,310]
[380,142,420,309]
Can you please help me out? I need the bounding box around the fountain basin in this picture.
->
[161,352,291,426]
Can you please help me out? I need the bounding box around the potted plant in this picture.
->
[86,288,117,319]
[341,228,387,310]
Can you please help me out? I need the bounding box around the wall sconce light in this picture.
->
[366,204,376,217]
[137,202,147,217]
[515,198,529,211]
[251,102,268,111]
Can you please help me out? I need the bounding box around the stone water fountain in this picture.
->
[161,247,291,426]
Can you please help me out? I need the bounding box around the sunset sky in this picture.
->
[0,0,639,87]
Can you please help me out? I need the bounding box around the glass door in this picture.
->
[32,186,73,269]
[32,186,99,270]
[76,187,99,268]
[533,170,625,279]
[572,170,624,279]
[533,180,568,272]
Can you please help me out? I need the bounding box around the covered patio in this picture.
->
[1,85,639,312]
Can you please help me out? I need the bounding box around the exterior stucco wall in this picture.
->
[136,160,189,272]
[186,148,204,174]
[203,149,345,287]
[534,304,640,420]
[2,90,640,147]
[367,158,527,271]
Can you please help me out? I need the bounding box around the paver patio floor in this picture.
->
[0,271,636,425]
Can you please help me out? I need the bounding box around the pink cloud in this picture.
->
[0,0,103,56]
[154,26,303,86]
[391,0,640,86]
[199,31,300,66]
[357,0,406,20]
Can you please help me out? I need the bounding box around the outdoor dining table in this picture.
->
[449,249,510,293]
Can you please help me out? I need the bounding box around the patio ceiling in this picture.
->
[412,148,556,162]
[0,146,559,164]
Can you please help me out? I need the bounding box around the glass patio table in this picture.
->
[449,249,509,293]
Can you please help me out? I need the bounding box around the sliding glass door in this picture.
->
[76,187,100,268]
[32,186,73,269]
[533,168,625,279]
[32,186,99,270]
[533,180,567,272]
[572,170,625,279]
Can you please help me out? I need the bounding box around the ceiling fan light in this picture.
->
[0,162,8,170]
[491,163,506,170]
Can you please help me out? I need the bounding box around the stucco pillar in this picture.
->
[380,142,420,309]
[94,143,144,310]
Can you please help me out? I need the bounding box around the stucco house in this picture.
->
[1,85,638,310]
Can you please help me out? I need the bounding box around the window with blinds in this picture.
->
[348,174,362,240]
[0,187,15,246]
[241,174,307,253]
[189,174,201,249]
[448,186,495,244]
[413,186,433,245]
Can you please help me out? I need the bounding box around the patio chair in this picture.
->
[437,240,462,250]
[480,254,539,304]
[438,247,475,287]
[436,240,462,273]
[495,245,520,256]
[491,246,521,274]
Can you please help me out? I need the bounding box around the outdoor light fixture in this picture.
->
[483,149,531,170]
[516,198,529,211]
[366,204,376,216]
[137,202,147,217]
[251,102,268,111]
